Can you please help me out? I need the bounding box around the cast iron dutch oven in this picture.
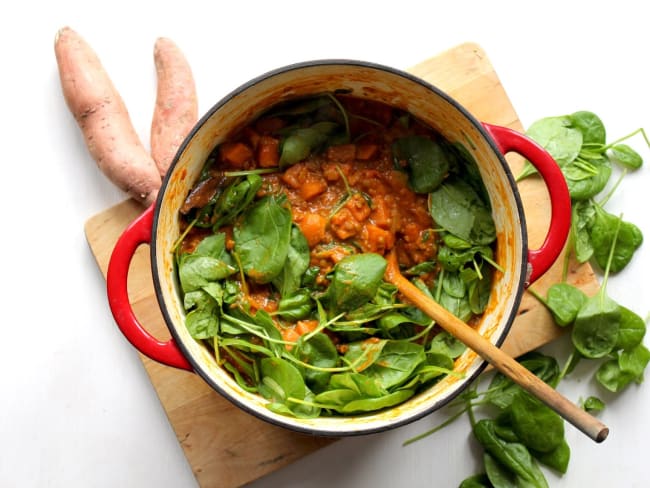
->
[106,60,571,436]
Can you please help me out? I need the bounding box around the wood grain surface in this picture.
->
[84,42,599,488]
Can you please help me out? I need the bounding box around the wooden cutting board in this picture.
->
[84,42,600,488]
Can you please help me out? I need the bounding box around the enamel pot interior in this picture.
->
[151,60,528,436]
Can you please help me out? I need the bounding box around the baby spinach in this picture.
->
[473,419,549,488]
[590,207,643,273]
[609,143,643,169]
[339,389,414,414]
[211,174,263,230]
[362,341,427,390]
[581,396,605,414]
[272,224,311,297]
[234,194,292,283]
[569,111,606,145]
[509,392,564,453]
[321,253,387,313]
[615,306,647,351]
[532,438,571,474]
[458,473,491,488]
[177,233,237,293]
[517,115,583,180]
[293,333,338,392]
[392,135,450,193]
[572,214,623,358]
[528,283,588,327]
[276,289,313,320]
[279,121,340,167]
[485,352,560,410]
[428,178,496,245]
[596,344,650,393]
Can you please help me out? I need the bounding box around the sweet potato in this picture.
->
[150,37,198,177]
[54,27,161,206]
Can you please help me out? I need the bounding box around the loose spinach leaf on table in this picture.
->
[473,419,549,488]
[590,207,643,273]
[571,216,623,358]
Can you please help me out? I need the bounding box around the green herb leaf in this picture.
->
[392,135,450,193]
[234,195,293,283]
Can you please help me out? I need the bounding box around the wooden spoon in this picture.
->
[384,252,609,443]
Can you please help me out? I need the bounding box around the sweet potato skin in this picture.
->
[54,27,161,206]
[150,37,198,177]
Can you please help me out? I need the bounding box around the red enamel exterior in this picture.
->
[106,204,193,371]
[482,123,572,285]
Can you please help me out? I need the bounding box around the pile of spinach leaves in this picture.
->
[174,93,503,419]
[406,111,649,488]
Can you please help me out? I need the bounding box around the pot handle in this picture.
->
[482,123,571,285]
[106,204,193,371]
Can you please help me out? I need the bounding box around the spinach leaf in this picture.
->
[531,439,570,474]
[571,199,596,263]
[185,302,219,339]
[458,473,492,488]
[571,294,620,359]
[572,215,622,358]
[531,283,588,327]
[596,344,650,392]
[591,207,643,273]
[609,143,643,170]
[328,372,386,398]
[517,116,583,180]
[212,174,263,229]
[615,306,646,350]
[486,352,560,410]
[234,195,292,283]
[392,135,450,193]
[276,289,313,321]
[569,111,606,145]
[293,333,338,392]
[343,339,387,373]
[473,419,549,488]
[272,224,311,297]
[429,178,496,245]
[279,121,339,167]
[178,233,237,293]
[581,396,605,413]
[339,389,414,414]
[429,331,467,359]
[259,356,306,404]
[362,341,427,390]
[509,392,564,453]
[322,253,387,312]
[565,156,611,201]
[483,452,518,488]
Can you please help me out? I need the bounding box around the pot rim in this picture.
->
[150,58,529,436]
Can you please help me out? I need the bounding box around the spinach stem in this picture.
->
[602,127,650,150]
[402,404,470,446]
[597,169,627,208]
[526,287,548,306]
[302,311,346,342]
[599,214,623,300]
[558,349,577,382]
[326,93,350,142]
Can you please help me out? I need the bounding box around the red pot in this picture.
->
[107,60,570,436]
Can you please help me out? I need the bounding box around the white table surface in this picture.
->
[2,1,649,486]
